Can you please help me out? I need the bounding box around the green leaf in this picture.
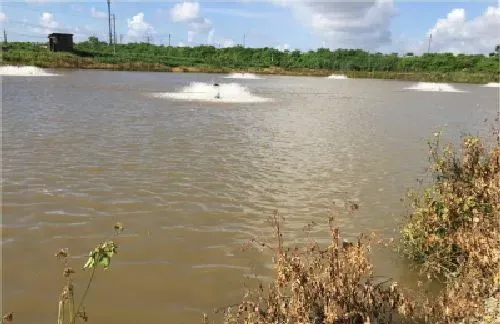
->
[84,257,95,269]
[114,222,124,233]
[99,256,110,269]
[83,241,118,270]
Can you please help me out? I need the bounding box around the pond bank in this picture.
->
[1,61,498,84]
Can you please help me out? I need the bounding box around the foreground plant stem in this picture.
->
[71,267,96,324]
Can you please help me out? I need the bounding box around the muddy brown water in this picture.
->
[2,70,499,323]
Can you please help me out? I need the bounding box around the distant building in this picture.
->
[48,33,74,52]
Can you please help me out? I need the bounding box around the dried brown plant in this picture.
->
[223,212,414,324]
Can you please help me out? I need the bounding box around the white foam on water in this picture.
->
[150,82,272,103]
[404,82,465,93]
[483,82,500,88]
[0,65,59,77]
[1,238,15,246]
[327,74,348,80]
[224,72,263,79]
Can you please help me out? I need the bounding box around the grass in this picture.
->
[1,49,498,83]
[345,71,499,84]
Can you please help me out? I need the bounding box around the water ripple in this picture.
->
[2,71,498,324]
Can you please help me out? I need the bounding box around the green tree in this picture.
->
[88,36,99,46]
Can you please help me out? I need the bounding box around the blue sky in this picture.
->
[0,1,499,54]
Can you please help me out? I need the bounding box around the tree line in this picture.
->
[71,37,500,72]
[3,37,500,74]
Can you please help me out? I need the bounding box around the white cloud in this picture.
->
[270,0,398,50]
[41,12,58,29]
[423,6,500,54]
[91,7,107,19]
[204,8,271,19]
[170,2,214,44]
[72,25,95,42]
[170,2,200,22]
[189,17,213,33]
[32,12,59,34]
[178,41,186,47]
[223,39,235,48]
[0,12,6,23]
[207,29,215,44]
[276,43,290,52]
[185,17,214,43]
[377,33,411,55]
[127,12,155,40]
[187,30,195,42]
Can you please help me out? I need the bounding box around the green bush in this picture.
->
[400,133,500,322]
[2,39,499,75]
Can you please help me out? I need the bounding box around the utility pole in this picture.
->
[113,14,117,44]
[243,33,246,47]
[427,33,432,54]
[107,0,112,45]
[112,13,116,54]
[168,33,171,46]
[3,29,7,44]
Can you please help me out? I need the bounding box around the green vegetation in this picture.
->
[55,222,123,324]
[2,38,499,83]
[401,133,499,275]
[400,133,500,322]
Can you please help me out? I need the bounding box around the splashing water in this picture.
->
[150,82,272,103]
[224,73,264,80]
[327,74,348,80]
[483,82,500,88]
[0,66,59,77]
[404,82,465,93]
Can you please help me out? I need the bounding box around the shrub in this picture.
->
[401,133,500,322]
[401,134,499,277]
[219,131,499,324]
[222,212,414,324]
